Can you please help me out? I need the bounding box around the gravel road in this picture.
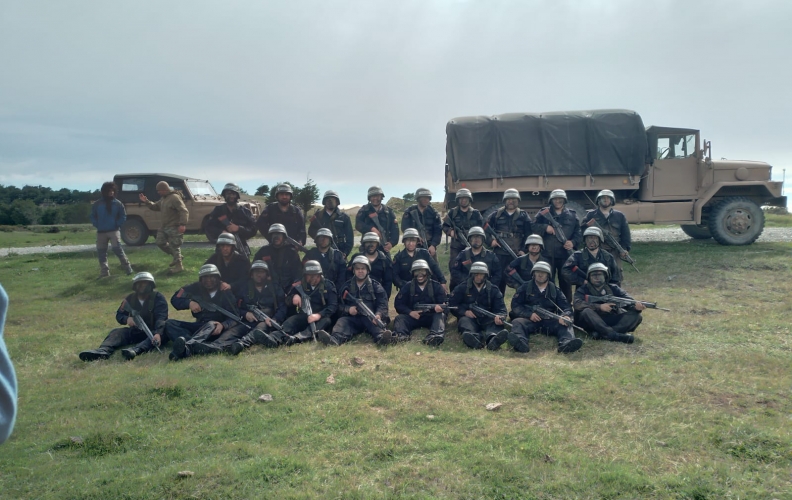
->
[2,228,790,258]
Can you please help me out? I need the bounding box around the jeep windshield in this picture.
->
[185,180,219,199]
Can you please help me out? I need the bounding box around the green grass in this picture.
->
[0,225,213,248]
[1,240,791,498]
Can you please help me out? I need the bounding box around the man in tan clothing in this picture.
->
[139,181,189,273]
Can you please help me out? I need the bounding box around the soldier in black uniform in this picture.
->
[282,260,338,342]
[166,264,247,360]
[354,185,399,252]
[562,227,622,287]
[308,190,354,257]
[448,262,510,351]
[346,232,394,298]
[319,255,392,346]
[532,189,582,301]
[204,232,251,287]
[442,188,483,274]
[392,260,447,346]
[392,228,447,293]
[573,263,643,344]
[79,272,167,361]
[303,228,347,292]
[255,183,306,245]
[581,189,632,276]
[450,226,501,291]
[253,223,303,293]
[508,261,583,354]
[484,188,532,294]
[204,182,257,258]
[401,187,442,259]
[504,234,550,288]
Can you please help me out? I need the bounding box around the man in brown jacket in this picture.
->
[139,181,189,273]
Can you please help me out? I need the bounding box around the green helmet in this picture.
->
[531,261,552,276]
[367,186,384,199]
[198,264,221,278]
[411,259,431,273]
[549,189,567,202]
[523,234,544,248]
[250,260,270,273]
[275,183,293,195]
[303,260,323,275]
[221,183,241,196]
[455,188,473,201]
[587,262,610,280]
[351,255,371,271]
[315,228,334,240]
[402,228,420,242]
[362,232,380,244]
[415,187,432,200]
[131,272,155,289]
[583,226,604,242]
[469,262,489,276]
[467,226,486,238]
[596,190,615,205]
[216,232,236,247]
[268,223,287,236]
[502,189,521,202]
[322,190,340,204]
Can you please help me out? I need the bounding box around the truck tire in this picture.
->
[707,197,764,246]
[680,224,712,239]
[121,217,150,246]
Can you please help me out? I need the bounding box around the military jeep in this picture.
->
[113,173,261,246]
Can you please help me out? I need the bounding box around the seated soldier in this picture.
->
[573,263,643,344]
[282,260,337,343]
[561,226,622,288]
[204,232,251,288]
[392,228,447,293]
[166,264,247,360]
[204,182,257,258]
[79,272,167,361]
[504,234,550,288]
[319,255,392,346]
[449,226,502,291]
[393,259,447,346]
[303,228,347,292]
[508,261,583,354]
[346,232,394,299]
[448,262,509,350]
[253,223,303,293]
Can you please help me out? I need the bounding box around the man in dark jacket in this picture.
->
[253,224,303,292]
[255,183,306,245]
[283,260,338,343]
[448,262,509,351]
[450,226,501,291]
[581,189,632,276]
[562,227,622,287]
[573,263,643,344]
[91,181,133,277]
[354,186,399,252]
[228,260,289,353]
[303,228,347,292]
[308,190,354,257]
[204,232,251,287]
[442,188,483,274]
[508,261,583,354]
[401,188,442,258]
[392,260,447,346]
[532,189,581,301]
[79,272,167,361]
[392,228,447,292]
[484,188,532,294]
[346,232,394,298]
[504,234,551,288]
[204,182,257,258]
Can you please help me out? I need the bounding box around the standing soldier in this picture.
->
[256,183,306,246]
[138,181,189,273]
[303,228,347,292]
[449,226,501,291]
[204,182,257,258]
[229,261,289,353]
[91,181,133,278]
[582,190,632,276]
[283,260,338,343]
[308,190,354,257]
[392,260,447,346]
[484,189,532,294]
[508,261,583,354]
[253,224,303,293]
[355,186,399,253]
[532,189,582,301]
[401,188,442,258]
[448,262,509,350]
[346,232,394,299]
[562,227,622,287]
[204,232,251,287]
[392,228,447,293]
[79,272,167,361]
[504,234,550,288]
[442,188,483,273]
[573,263,643,344]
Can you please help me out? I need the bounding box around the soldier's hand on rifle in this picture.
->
[373,314,383,325]
[383,242,393,252]
[494,316,504,326]
[529,312,541,322]
[442,284,449,295]
[428,245,436,257]
[292,295,302,307]
[307,313,321,323]
[349,306,358,316]
[563,240,573,250]
[448,229,456,239]
[409,310,421,320]
[126,317,136,327]
[546,226,555,235]
[620,251,628,259]
[227,223,239,233]
[152,334,161,347]
[189,300,202,313]
[600,303,616,313]
[220,282,231,291]
[138,193,149,203]
[517,250,525,256]
[634,301,646,311]
[465,310,477,319]
[490,239,501,248]
[559,315,571,325]
[245,312,256,322]
[434,305,444,314]
[370,227,382,238]
[211,321,224,335]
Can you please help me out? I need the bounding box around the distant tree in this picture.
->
[60,203,91,224]
[254,184,270,197]
[403,192,415,203]
[9,199,40,225]
[238,187,248,195]
[294,178,320,214]
[39,207,62,225]
[0,204,13,225]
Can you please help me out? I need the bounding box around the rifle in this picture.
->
[483,223,519,260]
[217,214,250,259]
[367,210,389,247]
[470,304,512,327]
[123,301,162,352]
[414,303,458,313]
[343,290,387,329]
[186,293,252,330]
[248,305,288,334]
[531,306,588,335]
[447,215,470,248]
[584,294,670,312]
[286,235,309,254]
[582,192,639,273]
[537,208,572,256]
[293,285,318,341]
[506,266,526,286]
[408,208,429,248]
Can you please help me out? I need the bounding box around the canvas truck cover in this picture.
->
[446,109,650,182]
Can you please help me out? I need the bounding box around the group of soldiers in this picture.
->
[80,183,652,362]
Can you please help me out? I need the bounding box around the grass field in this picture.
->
[0,225,217,249]
[1,238,791,499]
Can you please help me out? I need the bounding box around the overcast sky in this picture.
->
[1,0,790,203]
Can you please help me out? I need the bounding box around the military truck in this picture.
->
[113,173,262,246]
[444,109,786,245]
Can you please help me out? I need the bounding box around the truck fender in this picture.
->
[693,182,777,224]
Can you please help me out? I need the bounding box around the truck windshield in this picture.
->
[185,180,218,198]
[657,134,696,159]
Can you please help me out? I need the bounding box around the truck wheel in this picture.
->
[121,217,150,246]
[680,224,712,239]
[707,197,764,245]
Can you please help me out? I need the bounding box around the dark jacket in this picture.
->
[442,206,484,250]
[232,278,287,324]
[253,245,303,292]
[394,279,447,315]
[401,204,442,248]
[91,198,127,232]
[308,208,354,256]
[511,281,572,319]
[346,250,394,298]
[204,204,257,251]
[448,278,507,326]
[337,277,389,319]
[532,206,582,259]
[484,208,532,257]
[205,251,251,287]
[303,247,348,292]
[573,282,633,313]
[450,247,502,287]
[504,254,551,288]
[117,292,168,335]
[171,283,240,330]
[355,203,400,247]
[392,247,446,289]
[256,202,306,245]
[287,278,338,319]
[561,249,622,287]
[581,209,631,252]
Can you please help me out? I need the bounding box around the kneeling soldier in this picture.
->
[320,255,392,346]
[303,228,347,292]
[573,263,643,343]
[504,234,550,288]
[282,260,338,342]
[79,272,167,361]
[204,232,251,287]
[392,228,447,292]
[228,260,289,353]
[448,262,509,350]
[393,259,447,346]
[508,261,583,353]
[346,231,394,298]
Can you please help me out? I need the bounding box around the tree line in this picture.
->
[0,185,99,225]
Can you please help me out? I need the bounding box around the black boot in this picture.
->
[121,347,144,360]
[253,328,280,348]
[558,338,583,353]
[508,331,530,353]
[317,330,339,346]
[462,331,484,349]
[79,349,112,361]
[228,341,246,356]
[423,334,444,347]
[617,334,634,344]
[376,330,394,346]
[486,329,508,351]
[170,337,190,359]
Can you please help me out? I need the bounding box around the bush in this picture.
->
[9,199,40,225]
[39,207,62,225]
[60,203,92,224]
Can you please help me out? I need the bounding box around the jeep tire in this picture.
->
[707,197,764,246]
[121,217,150,246]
